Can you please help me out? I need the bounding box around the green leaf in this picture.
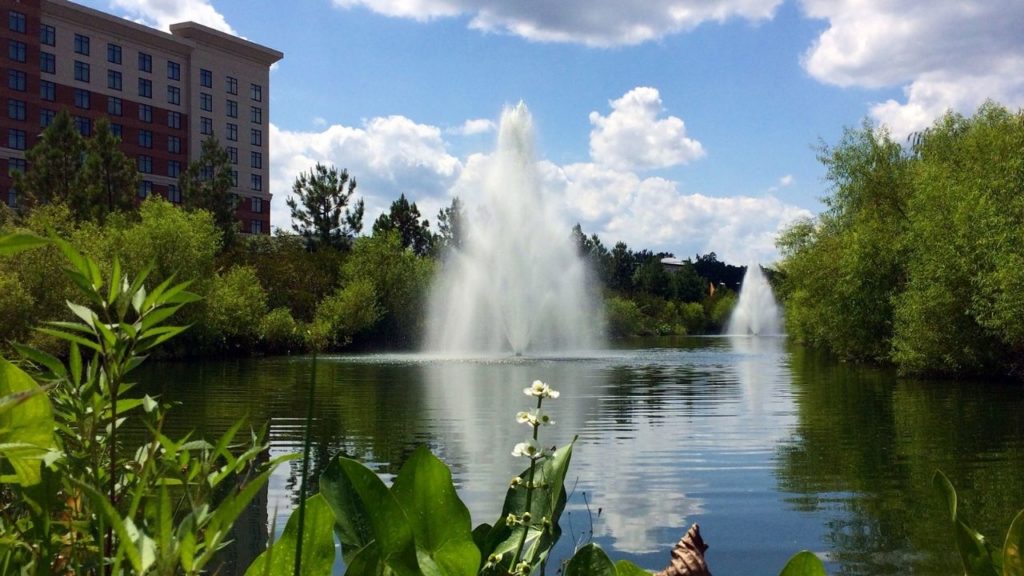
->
[107,257,122,305]
[391,446,479,576]
[0,232,48,255]
[564,543,616,576]
[778,551,827,576]
[0,358,56,486]
[244,494,336,576]
[615,559,653,576]
[1004,509,1024,576]
[933,470,1001,576]
[35,327,102,352]
[319,454,418,572]
[11,343,66,379]
[74,479,144,572]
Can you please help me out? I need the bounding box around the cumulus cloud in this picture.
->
[588,87,705,171]
[269,117,462,233]
[801,0,1024,136]
[448,118,497,136]
[108,0,236,34]
[331,0,782,47]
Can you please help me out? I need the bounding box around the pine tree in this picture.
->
[372,193,433,256]
[287,163,364,251]
[180,137,237,245]
[79,118,139,222]
[13,109,84,211]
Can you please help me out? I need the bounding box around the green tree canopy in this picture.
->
[287,163,364,251]
[435,196,466,253]
[12,109,84,212]
[179,136,237,246]
[372,193,433,256]
[79,118,139,222]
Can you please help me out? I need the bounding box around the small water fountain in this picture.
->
[424,103,603,355]
[726,264,783,336]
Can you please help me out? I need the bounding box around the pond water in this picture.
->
[139,336,1024,575]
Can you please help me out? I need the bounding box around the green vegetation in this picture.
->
[777,102,1024,376]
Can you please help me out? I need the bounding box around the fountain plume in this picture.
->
[727,264,783,336]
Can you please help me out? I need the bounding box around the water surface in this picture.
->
[140,337,1024,575]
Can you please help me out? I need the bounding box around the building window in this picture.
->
[138,51,151,73]
[9,10,26,33]
[40,79,54,100]
[138,78,152,98]
[40,24,55,46]
[227,146,238,165]
[40,51,55,74]
[75,116,91,136]
[110,123,122,138]
[167,135,181,154]
[199,165,213,181]
[166,184,180,203]
[74,60,90,82]
[9,157,27,175]
[40,108,55,127]
[226,122,237,142]
[107,70,122,90]
[167,85,180,106]
[7,99,26,121]
[8,129,26,150]
[107,43,122,64]
[167,160,180,178]
[226,76,238,95]
[250,83,262,102]
[200,92,212,112]
[74,33,89,55]
[251,196,263,213]
[137,155,152,174]
[230,170,238,187]
[200,117,213,135]
[250,219,263,234]
[250,173,262,191]
[250,151,262,169]
[226,99,238,118]
[200,68,212,88]
[167,111,181,130]
[9,40,27,63]
[74,89,90,109]
[250,106,262,125]
[138,129,152,149]
[107,96,122,116]
[163,60,178,80]
[138,180,152,198]
[138,103,152,123]
[250,128,262,147]
[8,69,26,91]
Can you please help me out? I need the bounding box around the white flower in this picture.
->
[511,439,542,459]
[516,409,554,427]
[523,380,560,399]
[516,411,531,424]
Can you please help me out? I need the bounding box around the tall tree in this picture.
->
[79,118,139,222]
[372,193,433,256]
[435,196,466,253]
[287,163,364,251]
[12,109,84,211]
[180,137,237,245]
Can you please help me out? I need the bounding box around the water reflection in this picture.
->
[137,338,1024,575]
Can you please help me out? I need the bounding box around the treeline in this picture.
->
[571,224,744,337]
[776,102,1024,377]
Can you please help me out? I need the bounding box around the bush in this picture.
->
[203,265,268,352]
[605,296,646,337]
[308,278,380,351]
[259,307,306,354]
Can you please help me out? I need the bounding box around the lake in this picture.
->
[139,336,1024,575]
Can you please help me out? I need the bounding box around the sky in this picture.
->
[79,0,1024,264]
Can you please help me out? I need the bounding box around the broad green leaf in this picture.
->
[0,232,47,255]
[778,551,827,576]
[75,479,144,572]
[933,470,1001,576]
[484,440,575,572]
[564,543,616,576]
[616,559,653,576]
[1004,509,1024,576]
[320,454,417,572]
[244,494,336,576]
[0,358,56,485]
[391,446,479,576]
[11,344,66,379]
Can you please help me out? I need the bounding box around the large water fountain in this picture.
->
[726,264,783,336]
[424,103,603,355]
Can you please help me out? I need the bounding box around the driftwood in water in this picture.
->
[654,524,711,576]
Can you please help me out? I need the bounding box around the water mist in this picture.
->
[727,264,783,336]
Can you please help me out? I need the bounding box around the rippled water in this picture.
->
[139,337,1024,575]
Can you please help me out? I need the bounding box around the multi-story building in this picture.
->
[1,0,282,233]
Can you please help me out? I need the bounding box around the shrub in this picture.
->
[308,278,380,351]
[204,265,268,352]
[259,307,306,354]
[605,296,646,337]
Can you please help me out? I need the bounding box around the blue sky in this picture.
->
[81,0,1023,263]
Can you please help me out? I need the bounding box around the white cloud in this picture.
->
[269,117,462,233]
[108,0,236,34]
[588,87,705,171]
[800,0,1024,137]
[448,118,497,136]
[778,174,794,187]
[331,0,782,47]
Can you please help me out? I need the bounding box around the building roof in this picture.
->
[170,22,283,66]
